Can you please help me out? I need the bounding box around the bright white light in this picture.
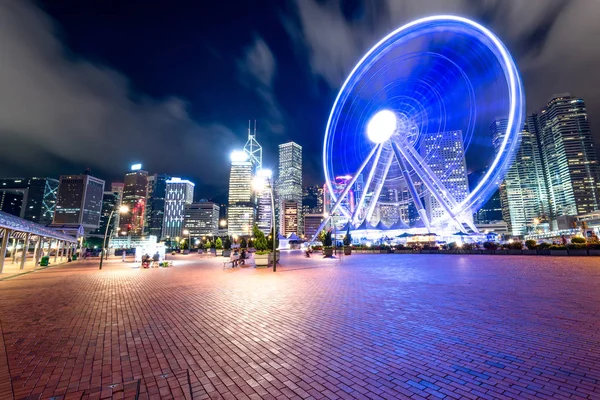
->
[367,110,397,144]
[118,205,129,213]
[257,168,272,178]
[230,150,248,162]
[131,163,142,171]
[252,176,266,192]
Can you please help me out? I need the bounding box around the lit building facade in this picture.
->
[537,95,600,220]
[304,213,324,240]
[227,152,254,237]
[162,178,194,239]
[119,166,149,235]
[0,177,58,225]
[184,201,220,237]
[282,201,299,237]
[91,191,119,237]
[278,142,302,235]
[53,173,105,231]
[421,130,471,228]
[491,118,549,235]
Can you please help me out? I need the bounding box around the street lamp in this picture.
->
[100,205,129,270]
[253,168,277,272]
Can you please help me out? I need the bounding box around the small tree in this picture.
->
[323,230,333,247]
[343,227,352,246]
[318,229,327,244]
[266,226,279,250]
[223,236,232,250]
[240,237,247,248]
[571,236,586,244]
[215,237,223,250]
[204,240,211,250]
[252,224,268,252]
[247,238,254,248]
[525,239,537,249]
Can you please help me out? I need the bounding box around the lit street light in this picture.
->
[183,229,191,252]
[100,205,129,270]
[253,168,277,272]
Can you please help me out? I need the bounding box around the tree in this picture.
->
[323,230,333,247]
[240,237,247,248]
[215,237,223,250]
[318,229,327,244]
[343,227,352,246]
[223,236,232,250]
[247,238,254,248]
[252,224,268,252]
[266,226,279,251]
[204,240,211,250]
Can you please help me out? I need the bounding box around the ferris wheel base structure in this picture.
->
[312,15,525,242]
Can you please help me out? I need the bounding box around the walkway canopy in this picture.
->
[1,211,77,274]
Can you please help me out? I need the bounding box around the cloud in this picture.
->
[237,36,286,134]
[0,0,240,185]
[284,0,600,120]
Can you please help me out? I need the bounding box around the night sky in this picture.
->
[1,0,599,200]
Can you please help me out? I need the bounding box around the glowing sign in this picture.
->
[131,164,142,171]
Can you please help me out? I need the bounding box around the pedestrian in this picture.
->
[121,250,126,262]
[152,251,160,267]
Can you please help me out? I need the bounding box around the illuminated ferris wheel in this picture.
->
[316,15,525,239]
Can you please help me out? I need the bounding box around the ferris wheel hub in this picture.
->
[367,110,397,144]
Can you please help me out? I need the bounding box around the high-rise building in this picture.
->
[110,182,124,231]
[227,151,255,237]
[491,118,549,235]
[536,95,600,220]
[0,177,59,224]
[119,165,149,235]
[421,130,471,229]
[145,174,170,238]
[91,191,119,237]
[184,201,220,238]
[278,142,302,235]
[302,185,324,216]
[163,178,194,239]
[282,200,299,237]
[304,214,324,240]
[53,172,105,231]
[474,190,503,225]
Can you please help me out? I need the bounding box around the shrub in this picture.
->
[549,244,567,250]
[567,243,586,250]
[525,239,537,250]
[448,242,457,250]
[215,237,223,250]
[343,227,352,246]
[462,243,474,251]
[571,236,586,244]
[223,236,232,250]
[252,224,268,252]
[587,242,600,250]
[483,241,498,251]
[323,231,333,247]
[509,241,523,250]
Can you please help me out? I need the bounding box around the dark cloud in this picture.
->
[0,0,241,186]
[284,0,600,135]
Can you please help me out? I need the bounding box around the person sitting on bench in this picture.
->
[239,249,247,265]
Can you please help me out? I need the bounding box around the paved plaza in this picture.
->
[0,252,599,399]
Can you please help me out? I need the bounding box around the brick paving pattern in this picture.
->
[0,253,599,399]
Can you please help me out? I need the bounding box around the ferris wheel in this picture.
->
[316,15,525,239]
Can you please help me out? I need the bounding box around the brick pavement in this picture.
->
[0,253,599,399]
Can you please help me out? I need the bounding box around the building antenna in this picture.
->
[248,120,251,138]
[254,120,257,137]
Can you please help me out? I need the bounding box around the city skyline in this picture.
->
[1,1,600,198]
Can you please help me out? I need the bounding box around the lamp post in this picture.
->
[253,169,277,272]
[100,205,129,270]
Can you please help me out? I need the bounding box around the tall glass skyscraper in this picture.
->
[278,142,302,235]
[491,118,549,235]
[145,173,170,238]
[536,95,600,219]
[53,172,105,231]
[227,152,255,237]
[0,177,58,225]
[162,178,195,239]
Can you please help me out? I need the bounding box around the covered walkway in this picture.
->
[0,211,78,276]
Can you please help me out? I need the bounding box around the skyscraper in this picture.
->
[91,191,119,237]
[421,130,471,229]
[491,118,549,235]
[145,173,170,238]
[278,142,302,235]
[53,172,105,231]
[243,122,272,235]
[281,200,299,237]
[227,151,255,237]
[162,178,194,239]
[119,165,149,235]
[0,177,58,225]
[537,95,600,220]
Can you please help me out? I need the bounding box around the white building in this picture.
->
[278,142,302,235]
[228,151,255,237]
[162,178,194,239]
[421,130,471,230]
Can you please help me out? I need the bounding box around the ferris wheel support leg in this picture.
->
[351,145,384,223]
[311,144,381,242]
[390,144,431,232]
[364,153,394,224]
[391,141,468,234]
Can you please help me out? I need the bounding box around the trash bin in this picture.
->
[40,256,50,266]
